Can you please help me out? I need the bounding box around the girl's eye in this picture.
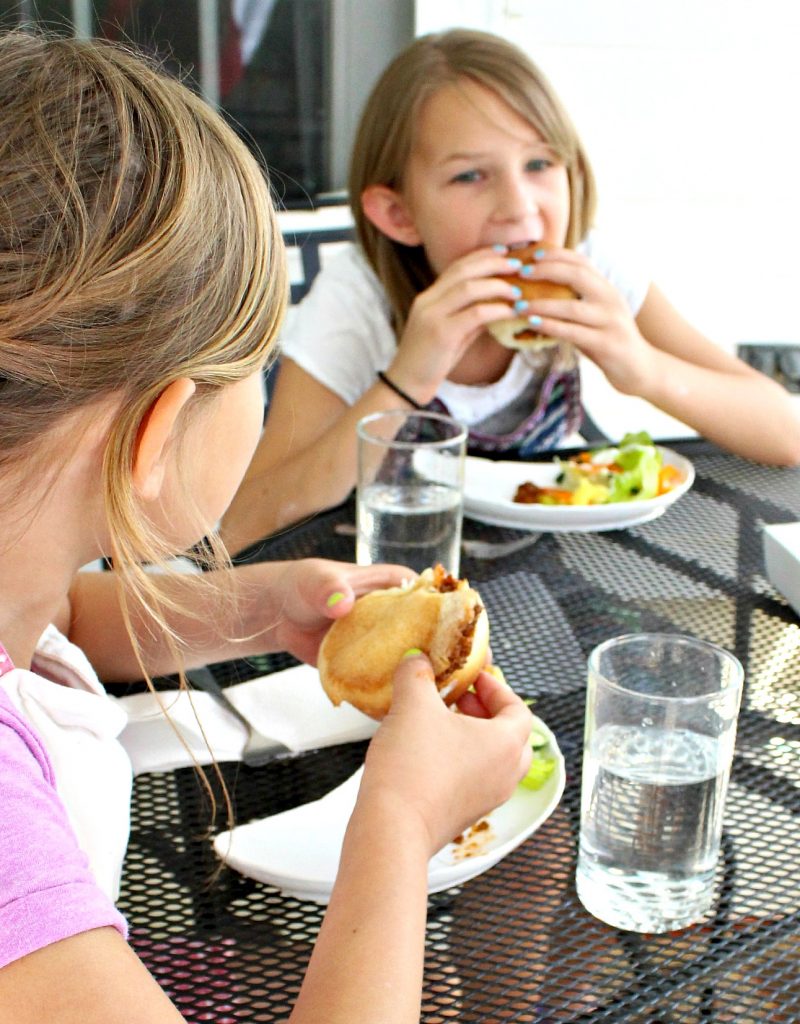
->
[526,158,553,173]
[451,169,483,184]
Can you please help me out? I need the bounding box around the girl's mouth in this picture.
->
[506,238,542,251]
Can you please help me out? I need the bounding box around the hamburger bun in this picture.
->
[488,241,577,350]
[318,564,489,719]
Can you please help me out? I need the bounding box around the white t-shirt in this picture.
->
[280,232,650,427]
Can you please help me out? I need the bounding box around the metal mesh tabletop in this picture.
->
[118,440,800,1022]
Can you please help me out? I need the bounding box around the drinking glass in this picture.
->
[356,410,467,576]
[576,633,744,933]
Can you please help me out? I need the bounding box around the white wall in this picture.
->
[415,1,800,352]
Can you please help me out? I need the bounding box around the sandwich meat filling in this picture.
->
[429,564,482,683]
[434,604,482,683]
[431,564,459,593]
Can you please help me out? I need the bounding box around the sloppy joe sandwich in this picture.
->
[489,241,577,350]
[318,564,489,719]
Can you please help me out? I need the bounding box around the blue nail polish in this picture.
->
[513,299,529,313]
[520,264,536,278]
[506,257,522,270]
[534,248,546,260]
[492,243,508,254]
[528,314,543,327]
[510,285,522,299]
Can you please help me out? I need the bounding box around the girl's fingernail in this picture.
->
[326,591,345,607]
[534,248,546,260]
[513,299,529,313]
[510,285,522,299]
[528,314,543,327]
[403,647,423,658]
[492,243,508,253]
[520,264,536,278]
[506,257,522,270]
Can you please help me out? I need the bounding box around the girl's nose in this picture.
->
[494,175,539,223]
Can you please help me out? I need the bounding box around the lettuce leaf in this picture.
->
[519,753,556,790]
[519,730,557,790]
[607,433,662,503]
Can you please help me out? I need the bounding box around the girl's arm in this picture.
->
[0,929,187,1024]
[67,558,412,681]
[0,657,532,1024]
[522,249,800,465]
[291,659,533,1023]
[632,286,800,464]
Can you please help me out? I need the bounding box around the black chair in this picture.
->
[738,342,800,393]
[264,219,356,410]
[282,222,355,304]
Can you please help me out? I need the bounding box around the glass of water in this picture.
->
[356,410,467,576]
[576,633,744,933]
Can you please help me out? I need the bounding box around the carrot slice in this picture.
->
[657,464,683,495]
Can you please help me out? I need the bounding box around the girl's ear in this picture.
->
[361,185,422,246]
[132,378,197,501]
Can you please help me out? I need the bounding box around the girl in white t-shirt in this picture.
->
[221,28,800,554]
[0,30,533,1024]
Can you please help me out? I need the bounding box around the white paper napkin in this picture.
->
[117,664,378,775]
[763,522,800,619]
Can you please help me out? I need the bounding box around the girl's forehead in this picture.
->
[410,79,545,162]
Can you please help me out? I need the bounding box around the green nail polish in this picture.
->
[403,647,423,658]
[326,591,345,607]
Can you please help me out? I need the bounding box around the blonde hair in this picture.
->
[349,28,596,335]
[0,30,286,665]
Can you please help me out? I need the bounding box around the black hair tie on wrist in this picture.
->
[377,370,426,410]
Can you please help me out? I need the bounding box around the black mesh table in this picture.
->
[118,439,800,1022]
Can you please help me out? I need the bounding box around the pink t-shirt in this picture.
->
[0,646,127,968]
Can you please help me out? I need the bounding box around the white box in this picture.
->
[763,522,800,619]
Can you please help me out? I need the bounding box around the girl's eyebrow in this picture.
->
[438,151,492,165]
[438,142,554,167]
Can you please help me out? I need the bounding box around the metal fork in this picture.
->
[185,667,292,767]
[461,533,541,560]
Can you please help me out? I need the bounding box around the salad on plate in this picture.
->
[513,431,685,507]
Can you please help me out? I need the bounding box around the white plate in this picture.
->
[213,714,565,903]
[463,446,694,533]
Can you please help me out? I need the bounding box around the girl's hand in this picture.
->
[266,559,414,666]
[519,247,658,395]
[360,654,533,855]
[387,247,530,404]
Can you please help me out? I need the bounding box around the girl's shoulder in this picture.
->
[0,685,54,780]
[279,242,396,404]
[282,242,391,346]
[306,242,386,301]
[0,688,128,968]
